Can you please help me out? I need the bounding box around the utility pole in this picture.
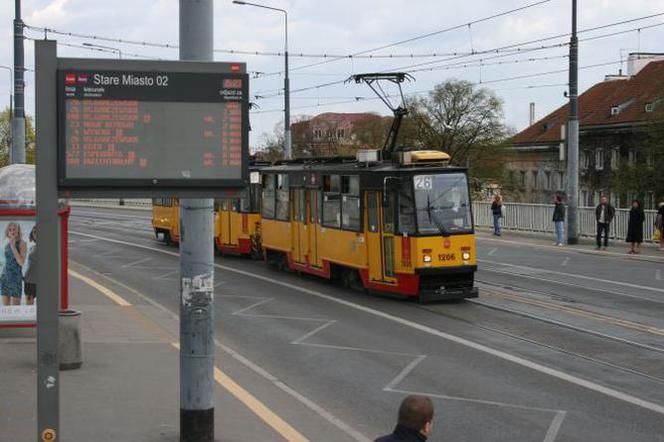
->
[566,0,579,244]
[179,1,215,441]
[12,0,26,164]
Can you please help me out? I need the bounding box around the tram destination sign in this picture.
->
[56,61,249,193]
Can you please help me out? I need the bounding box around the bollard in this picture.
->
[58,309,82,370]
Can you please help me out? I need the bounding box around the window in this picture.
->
[398,186,416,235]
[153,198,172,207]
[545,171,552,190]
[645,103,654,113]
[581,190,588,207]
[275,174,290,221]
[532,171,539,190]
[261,174,276,219]
[579,151,587,170]
[337,129,345,139]
[646,151,655,169]
[610,106,620,116]
[520,171,527,187]
[414,173,473,235]
[341,176,360,230]
[611,147,620,170]
[628,149,637,167]
[323,175,341,228]
[558,172,565,191]
[595,149,605,171]
[367,193,378,233]
[382,191,396,234]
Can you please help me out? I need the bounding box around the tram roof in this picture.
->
[259,160,467,175]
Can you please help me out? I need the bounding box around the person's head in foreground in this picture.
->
[375,394,435,441]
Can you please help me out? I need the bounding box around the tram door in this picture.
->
[309,190,320,267]
[292,188,308,264]
[366,191,397,283]
[220,199,236,247]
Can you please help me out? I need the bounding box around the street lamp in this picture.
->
[0,65,13,154]
[233,0,291,159]
[82,42,123,59]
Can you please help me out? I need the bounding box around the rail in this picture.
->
[472,202,660,242]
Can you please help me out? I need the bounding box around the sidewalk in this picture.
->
[476,228,664,263]
[0,263,331,442]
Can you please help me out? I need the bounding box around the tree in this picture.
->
[0,107,36,166]
[401,80,509,174]
[254,122,285,162]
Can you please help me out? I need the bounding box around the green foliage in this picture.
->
[0,107,36,166]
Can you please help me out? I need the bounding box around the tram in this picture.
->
[259,151,477,300]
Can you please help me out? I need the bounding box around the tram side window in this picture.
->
[398,187,416,235]
[322,175,341,228]
[276,174,290,221]
[153,198,172,207]
[262,174,276,219]
[367,193,378,233]
[341,176,360,231]
[383,192,396,234]
[214,198,223,211]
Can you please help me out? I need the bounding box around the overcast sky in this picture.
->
[1,0,664,149]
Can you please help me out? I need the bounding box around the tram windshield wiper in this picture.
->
[426,194,451,237]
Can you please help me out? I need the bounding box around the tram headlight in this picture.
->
[423,255,432,263]
[462,251,471,261]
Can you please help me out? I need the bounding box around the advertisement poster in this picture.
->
[0,218,37,324]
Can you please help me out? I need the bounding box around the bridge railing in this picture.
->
[472,202,660,242]
[68,199,152,209]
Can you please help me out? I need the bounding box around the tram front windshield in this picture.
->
[413,173,473,235]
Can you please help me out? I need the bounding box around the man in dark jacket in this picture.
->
[552,195,566,246]
[375,395,434,442]
[595,196,615,250]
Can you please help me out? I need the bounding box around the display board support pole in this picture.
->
[179,1,215,441]
[35,40,61,441]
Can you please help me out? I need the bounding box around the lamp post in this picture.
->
[0,65,13,156]
[566,0,579,244]
[233,0,291,159]
[82,42,123,59]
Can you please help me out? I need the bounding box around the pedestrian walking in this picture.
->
[491,195,504,236]
[656,202,664,252]
[625,200,645,254]
[1,222,27,306]
[552,195,565,246]
[375,395,435,442]
[595,196,615,250]
[23,226,37,305]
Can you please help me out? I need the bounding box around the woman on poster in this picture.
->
[1,222,27,306]
[24,226,37,305]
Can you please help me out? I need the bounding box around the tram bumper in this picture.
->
[415,265,478,302]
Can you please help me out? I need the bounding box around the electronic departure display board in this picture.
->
[57,65,249,190]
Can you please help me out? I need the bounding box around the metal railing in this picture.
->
[472,202,660,242]
[68,199,152,209]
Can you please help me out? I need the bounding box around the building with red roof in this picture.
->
[291,112,389,156]
[507,53,664,208]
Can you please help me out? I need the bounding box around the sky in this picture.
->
[1,0,664,150]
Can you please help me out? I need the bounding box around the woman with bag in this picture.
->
[625,200,645,254]
[656,202,664,252]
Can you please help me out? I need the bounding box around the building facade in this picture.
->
[506,54,664,208]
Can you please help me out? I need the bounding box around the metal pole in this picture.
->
[283,11,291,159]
[179,1,215,441]
[12,0,26,164]
[35,39,60,442]
[566,0,579,244]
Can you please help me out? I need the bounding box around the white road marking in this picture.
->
[232,298,275,316]
[291,320,337,345]
[383,355,427,391]
[480,258,664,294]
[121,257,152,268]
[543,411,567,442]
[71,230,664,416]
[561,257,570,267]
[70,260,369,442]
[69,269,131,307]
[487,247,497,256]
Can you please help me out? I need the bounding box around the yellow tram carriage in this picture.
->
[259,150,478,300]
